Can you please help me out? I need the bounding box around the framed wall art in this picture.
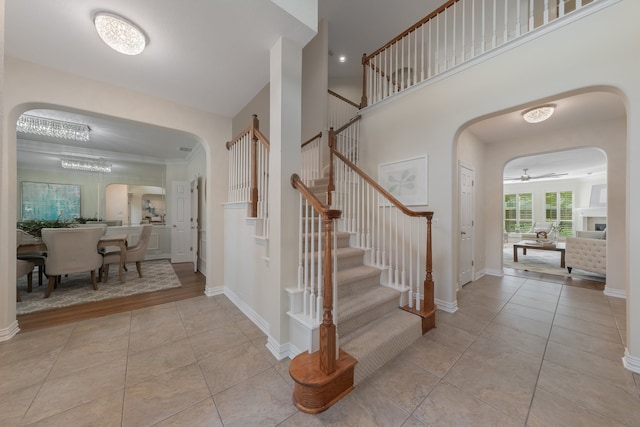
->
[378,155,428,206]
[21,181,81,220]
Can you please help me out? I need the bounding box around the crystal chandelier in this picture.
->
[522,105,556,124]
[61,157,112,173]
[94,12,147,55]
[17,114,91,142]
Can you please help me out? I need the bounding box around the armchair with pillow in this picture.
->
[565,228,606,277]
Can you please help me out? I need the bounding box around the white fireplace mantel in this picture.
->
[575,207,608,217]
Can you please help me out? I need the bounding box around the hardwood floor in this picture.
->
[16,262,206,334]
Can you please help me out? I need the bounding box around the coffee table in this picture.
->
[513,240,566,268]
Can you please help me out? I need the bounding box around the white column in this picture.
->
[0,0,19,341]
[267,37,303,353]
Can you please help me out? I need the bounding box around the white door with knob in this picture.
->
[171,181,192,263]
[459,164,474,286]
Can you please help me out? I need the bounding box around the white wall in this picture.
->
[2,57,231,333]
[358,1,638,314]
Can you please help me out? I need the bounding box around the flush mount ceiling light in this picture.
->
[61,157,112,173]
[17,114,91,142]
[94,12,147,55]
[522,104,556,123]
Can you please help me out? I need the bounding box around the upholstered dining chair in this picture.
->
[41,227,104,298]
[101,224,153,283]
[16,229,47,288]
[16,230,35,302]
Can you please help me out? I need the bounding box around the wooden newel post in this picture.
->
[319,210,341,375]
[327,128,336,207]
[423,212,435,314]
[360,53,368,108]
[250,114,259,218]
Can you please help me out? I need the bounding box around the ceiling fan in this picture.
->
[504,168,568,182]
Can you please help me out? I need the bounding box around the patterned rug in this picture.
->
[503,246,605,282]
[16,259,181,315]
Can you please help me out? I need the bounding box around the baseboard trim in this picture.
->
[0,321,20,342]
[484,268,505,277]
[224,287,270,336]
[604,286,626,299]
[623,348,640,374]
[266,336,290,361]
[204,285,224,297]
[434,298,458,313]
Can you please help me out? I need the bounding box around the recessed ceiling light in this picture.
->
[522,104,556,123]
[94,12,147,55]
[338,55,346,63]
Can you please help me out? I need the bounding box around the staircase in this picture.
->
[302,175,423,385]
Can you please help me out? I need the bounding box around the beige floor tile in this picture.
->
[508,294,558,313]
[514,288,561,304]
[556,302,617,327]
[493,311,552,339]
[502,302,555,324]
[199,341,272,394]
[0,384,40,426]
[154,397,223,427]
[480,322,548,358]
[368,356,440,413]
[436,309,490,335]
[444,336,541,421]
[23,358,126,425]
[214,368,297,427]
[454,303,501,321]
[281,378,411,427]
[126,337,197,386]
[65,312,131,349]
[0,324,73,365]
[544,341,637,395]
[528,388,624,427]
[273,357,295,386]
[558,295,611,316]
[400,415,428,427]
[128,319,188,354]
[129,302,181,332]
[413,381,521,426]
[26,389,124,427]
[48,333,128,379]
[188,324,250,360]
[122,363,211,427]
[553,313,621,344]
[549,325,625,362]
[520,279,563,296]
[397,337,462,378]
[179,305,237,337]
[236,317,267,340]
[457,292,510,311]
[537,360,640,426]
[0,350,57,395]
[423,322,477,353]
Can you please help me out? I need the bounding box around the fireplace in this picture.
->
[595,223,607,231]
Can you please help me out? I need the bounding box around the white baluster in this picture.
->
[317,213,323,323]
[492,0,497,48]
[529,0,535,31]
[516,0,522,36]
[503,0,508,44]
[409,218,414,308]
[394,208,399,287]
[471,0,476,57]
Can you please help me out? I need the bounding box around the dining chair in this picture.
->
[16,229,47,288]
[102,224,153,282]
[16,230,35,302]
[41,227,104,298]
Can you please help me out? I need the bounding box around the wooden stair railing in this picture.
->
[329,122,436,333]
[289,173,357,414]
[361,0,599,107]
[226,114,270,222]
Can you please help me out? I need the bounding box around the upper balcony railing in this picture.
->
[361,0,598,107]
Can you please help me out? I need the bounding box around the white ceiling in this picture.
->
[6,1,625,176]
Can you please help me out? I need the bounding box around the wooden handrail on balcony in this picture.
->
[226,114,269,218]
[328,89,360,109]
[301,131,323,149]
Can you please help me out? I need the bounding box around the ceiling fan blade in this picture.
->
[530,172,569,179]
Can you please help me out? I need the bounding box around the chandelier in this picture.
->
[94,12,147,55]
[522,105,556,124]
[61,157,112,173]
[17,114,91,142]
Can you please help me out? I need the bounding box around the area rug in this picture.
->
[16,259,181,315]
[503,246,605,282]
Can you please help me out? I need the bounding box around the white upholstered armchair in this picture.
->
[41,227,104,298]
[565,235,606,276]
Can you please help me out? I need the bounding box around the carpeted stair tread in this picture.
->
[340,309,423,384]
[336,265,381,286]
[337,286,399,337]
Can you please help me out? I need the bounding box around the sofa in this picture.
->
[521,221,555,240]
[565,231,606,276]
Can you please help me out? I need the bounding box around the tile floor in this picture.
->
[1,273,638,426]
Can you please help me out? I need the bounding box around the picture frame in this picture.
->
[21,181,81,220]
[378,155,428,206]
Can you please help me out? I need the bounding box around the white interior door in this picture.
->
[459,164,474,286]
[171,181,191,263]
[190,177,199,272]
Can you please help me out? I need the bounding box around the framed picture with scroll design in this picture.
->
[378,155,428,206]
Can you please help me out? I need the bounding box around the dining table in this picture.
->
[18,233,129,283]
